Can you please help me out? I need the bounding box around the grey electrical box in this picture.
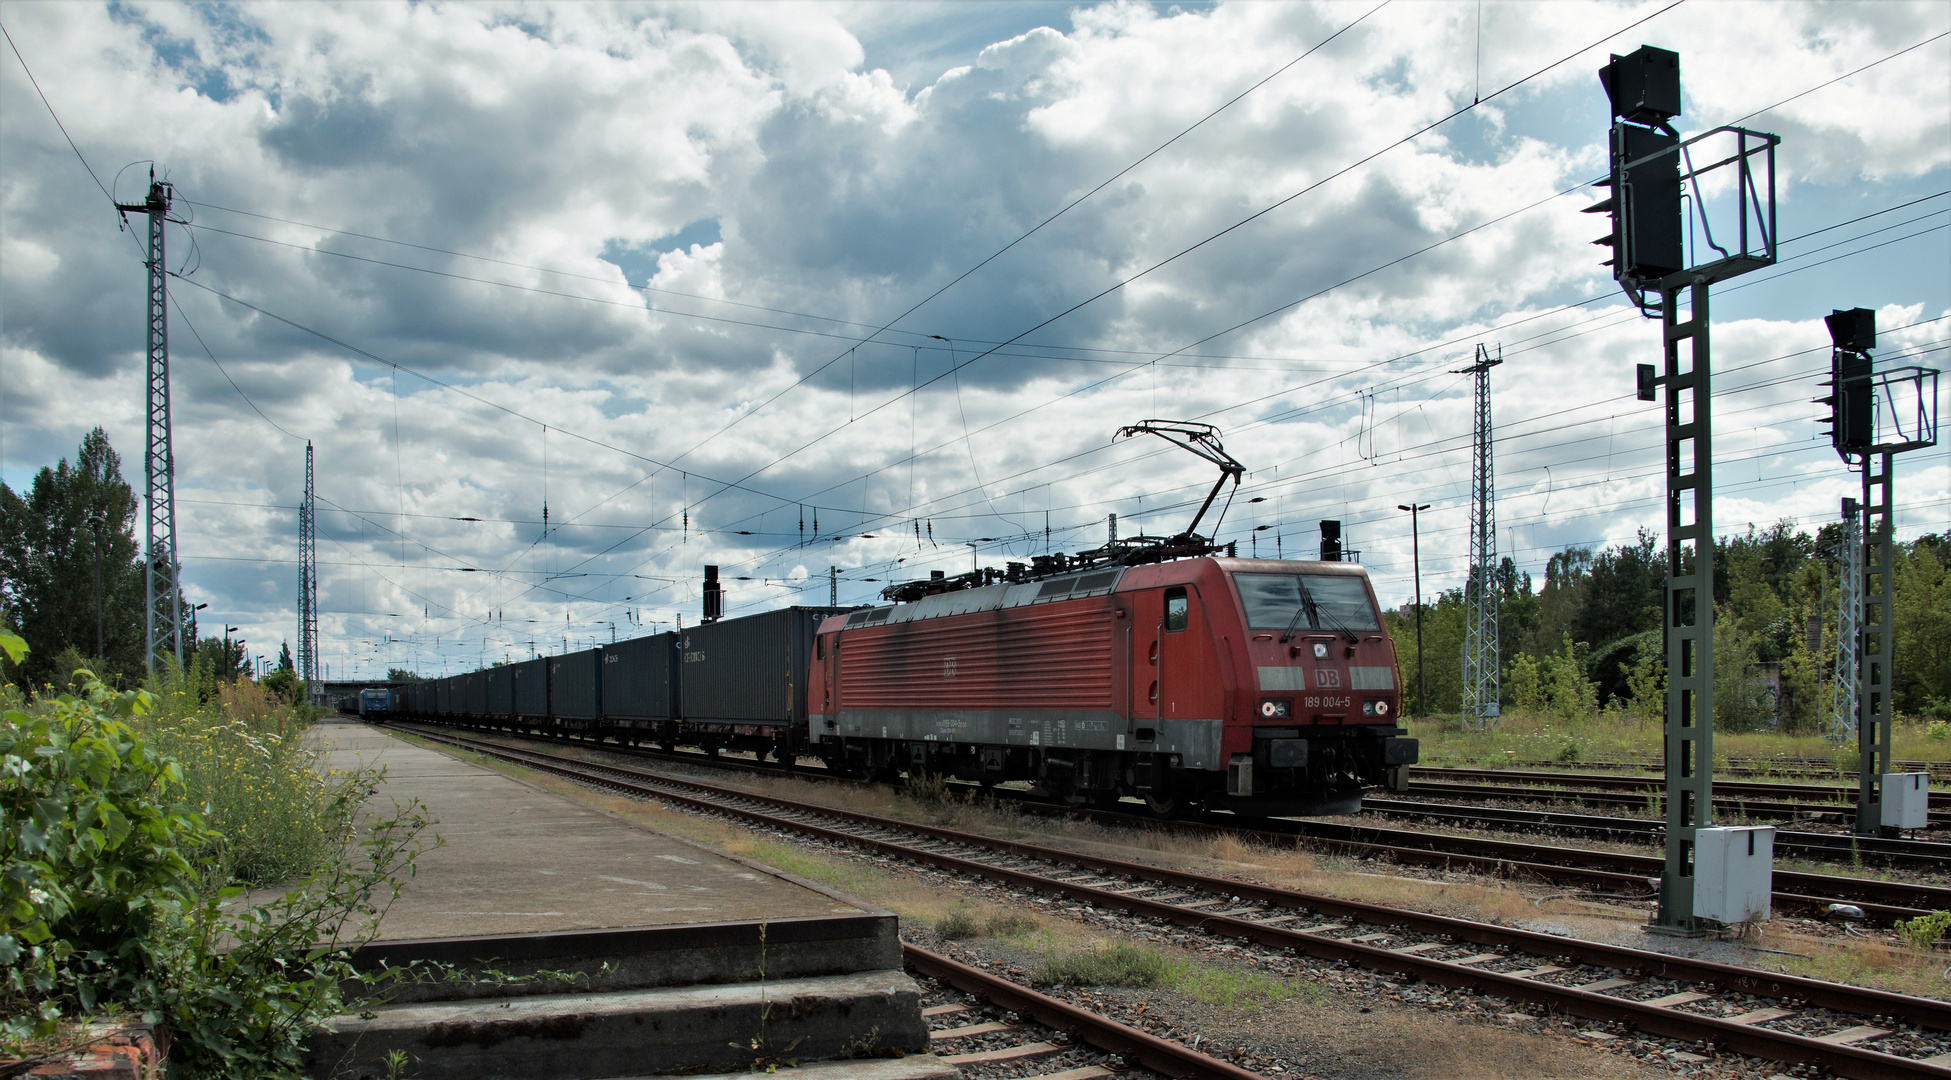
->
[1882,773,1930,830]
[1693,825,1773,924]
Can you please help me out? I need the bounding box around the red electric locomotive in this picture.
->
[809,422,1415,817]
[809,554,1413,816]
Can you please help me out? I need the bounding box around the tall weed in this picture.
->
[140,666,342,888]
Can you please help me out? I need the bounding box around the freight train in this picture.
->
[392,551,1413,817]
[390,422,1416,817]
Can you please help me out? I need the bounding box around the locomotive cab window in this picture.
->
[816,636,825,660]
[1234,572,1381,632]
[1164,587,1189,632]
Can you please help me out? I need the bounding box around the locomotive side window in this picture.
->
[1164,587,1189,632]
[816,635,825,660]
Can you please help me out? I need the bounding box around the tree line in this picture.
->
[1386,523,1951,730]
[1,429,266,691]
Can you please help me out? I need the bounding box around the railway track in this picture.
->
[392,721,1951,920]
[1489,757,1951,782]
[1415,767,1950,811]
[405,724,1951,1079]
[1361,798,1951,872]
[1403,779,1951,828]
[909,944,1263,1079]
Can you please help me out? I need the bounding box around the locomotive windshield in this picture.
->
[1234,573,1380,632]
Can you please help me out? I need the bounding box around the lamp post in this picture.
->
[224,626,241,679]
[1397,503,1431,715]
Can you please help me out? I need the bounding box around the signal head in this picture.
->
[1600,46,1681,124]
[1825,308,1875,353]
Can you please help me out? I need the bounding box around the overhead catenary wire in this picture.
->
[31,10,1944,667]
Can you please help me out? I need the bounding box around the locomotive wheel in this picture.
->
[1142,789,1189,819]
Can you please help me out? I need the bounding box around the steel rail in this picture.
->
[1402,780,1951,824]
[1417,766,1951,808]
[408,726,1951,1077]
[1363,798,1951,870]
[1478,757,1951,781]
[904,943,1266,1080]
[393,721,1946,920]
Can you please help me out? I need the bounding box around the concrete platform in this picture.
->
[317,720,857,939]
[303,721,928,1079]
[308,969,928,1080]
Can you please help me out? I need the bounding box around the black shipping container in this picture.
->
[513,657,549,717]
[602,633,677,720]
[434,679,451,716]
[549,649,603,719]
[464,670,488,716]
[487,666,513,715]
[679,607,848,726]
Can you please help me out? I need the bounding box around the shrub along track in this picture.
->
[401,723,1951,1079]
[390,720,1951,923]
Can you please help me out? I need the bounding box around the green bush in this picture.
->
[1896,910,1951,951]
[1,635,434,1077]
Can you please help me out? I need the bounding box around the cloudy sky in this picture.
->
[2,0,1946,681]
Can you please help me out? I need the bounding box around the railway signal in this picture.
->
[1596,46,1781,933]
[1587,46,1684,300]
[702,564,723,624]
[1810,306,1941,835]
[1816,308,1876,452]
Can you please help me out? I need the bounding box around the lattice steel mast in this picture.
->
[1827,498,1861,742]
[1858,456,1895,832]
[298,440,319,688]
[1456,344,1502,730]
[116,172,183,674]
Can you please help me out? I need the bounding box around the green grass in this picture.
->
[936,906,1042,940]
[746,838,895,898]
[1030,943,1305,1008]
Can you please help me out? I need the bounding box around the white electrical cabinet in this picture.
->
[1693,825,1774,924]
[1883,773,1930,830]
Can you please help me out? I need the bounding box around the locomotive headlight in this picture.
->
[1260,699,1290,718]
[1376,701,1389,716]
[1312,642,1329,659]
[1362,701,1376,716]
